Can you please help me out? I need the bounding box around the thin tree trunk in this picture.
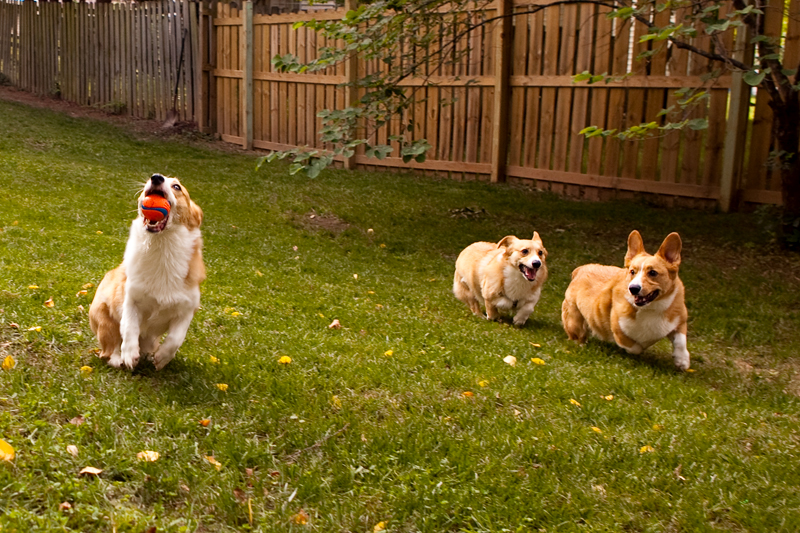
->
[772,92,800,250]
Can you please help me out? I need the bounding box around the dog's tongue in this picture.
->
[521,265,537,281]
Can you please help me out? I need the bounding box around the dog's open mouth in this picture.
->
[144,216,168,233]
[634,289,659,307]
[519,264,538,281]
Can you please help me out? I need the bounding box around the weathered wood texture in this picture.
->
[0,0,198,122]
[1,0,798,207]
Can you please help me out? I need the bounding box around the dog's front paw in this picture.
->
[153,348,176,371]
[120,347,140,370]
[512,315,528,328]
[673,349,691,371]
[623,343,643,355]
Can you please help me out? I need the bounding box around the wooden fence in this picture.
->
[205,0,799,207]
[1,0,797,208]
[0,0,200,123]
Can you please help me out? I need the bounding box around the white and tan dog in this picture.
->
[89,174,205,370]
[453,232,548,327]
[561,230,690,370]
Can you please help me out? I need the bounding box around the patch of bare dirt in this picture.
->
[291,210,351,235]
[0,85,247,153]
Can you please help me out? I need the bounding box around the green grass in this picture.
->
[1,98,799,532]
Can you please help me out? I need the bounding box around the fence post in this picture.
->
[343,0,358,170]
[719,26,753,212]
[242,0,254,150]
[490,0,512,183]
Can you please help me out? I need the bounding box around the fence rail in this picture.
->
[1,0,797,208]
[0,0,200,123]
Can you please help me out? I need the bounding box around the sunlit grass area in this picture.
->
[1,98,799,532]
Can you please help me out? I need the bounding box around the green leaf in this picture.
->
[743,70,766,86]
[687,118,708,130]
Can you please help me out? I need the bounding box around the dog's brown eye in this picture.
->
[172,184,181,191]
[521,249,529,256]
[648,270,658,277]
[538,250,543,257]
[630,269,635,275]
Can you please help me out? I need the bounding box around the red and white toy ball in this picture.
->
[141,195,171,222]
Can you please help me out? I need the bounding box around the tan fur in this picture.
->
[561,230,690,370]
[453,232,549,327]
[89,175,205,370]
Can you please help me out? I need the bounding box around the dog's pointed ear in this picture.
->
[625,230,645,267]
[532,231,542,244]
[185,201,204,230]
[497,235,517,250]
[656,232,682,266]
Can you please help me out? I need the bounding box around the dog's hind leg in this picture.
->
[453,272,482,316]
[89,302,123,364]
[153,310,195,370]
[561,296,587,342]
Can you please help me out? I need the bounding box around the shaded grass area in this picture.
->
[1,98,799,532]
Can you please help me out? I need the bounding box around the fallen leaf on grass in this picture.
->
[137,450,160,462]
[209,356,220,364]
[530,357,546,365]
[278,356,292,364]
[27,285,39,290]
[529,342,541,348]
[96,231,103,235]
[67,445,79,457]
[68,416,85,426]
[44,298,54,308]
[75,290,88,297]
[28,326,42,332]
[353,274,358,280]
[331,396,342,409]
[216,383,228,392]
[602,395,614,401]
[292,509,309,525]
[591,426,602,434]
[384,350,393,357]
[503,355,517,366]
[2,356,15,370]
[328,319,341,329]
[0,439,15,461]
[686,369,696,373]
[8,323,19,329]
[652,424,664,431]
[205,455,222,470]
[82,283,94,289]
[59,502,72,511]
[379,244,386,248]
[639,445,655,454]
[373,521,387,532]
[79,466,103,476]
[199,419,211,427]
[80,366,93,376]
[462,391,474,398]
[478,380,489,387]
[569,399,582,407]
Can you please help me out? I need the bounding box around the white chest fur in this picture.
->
[123,220,201,308]
[619,292,678,349]
[500,263,541,305]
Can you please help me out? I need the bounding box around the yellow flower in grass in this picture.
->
[373,522,387,532]
[209,356,220,364]
[0,439,14,461]
[278,356,292,365]
[2,356,15,371]
[591,426,603,434]
[80,366,93,376]
[205,455,222,470]
[478,380,489,387]
[384,350,393,357]
[640,445,655,454]
[216,383,228,392]
[136,450,160,462]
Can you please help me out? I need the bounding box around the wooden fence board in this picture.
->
[0,0,792,207]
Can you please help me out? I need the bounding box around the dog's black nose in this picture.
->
[150,174,165,186]
[532,259,542,269]
[629,285,641,295]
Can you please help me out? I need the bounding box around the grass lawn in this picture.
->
[1,96,800,533]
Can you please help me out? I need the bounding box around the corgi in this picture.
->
[561,230,690,370]
[89,174,205,370]
[453,232,548,327]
